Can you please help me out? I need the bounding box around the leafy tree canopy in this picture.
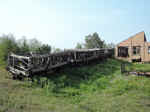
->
[0,34,19,65]
[84,32,105,49]
[75,43,83,49]
[0,34,52,65]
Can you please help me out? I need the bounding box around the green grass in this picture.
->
[125,62,150,72]
[1,59,150,112]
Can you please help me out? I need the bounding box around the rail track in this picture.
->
[6,48,114,78]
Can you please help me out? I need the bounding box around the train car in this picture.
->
[6,48,114,78]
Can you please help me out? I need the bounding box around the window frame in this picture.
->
[132,46,140,55]
[148,46,150,54]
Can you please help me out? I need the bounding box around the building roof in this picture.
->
[117,31,146,46]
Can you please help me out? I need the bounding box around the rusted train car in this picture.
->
[7,48,113,78]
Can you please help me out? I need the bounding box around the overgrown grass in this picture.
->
[1,59,150,112]
[125,62,150,72]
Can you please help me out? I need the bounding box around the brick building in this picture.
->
[115,31,150,62]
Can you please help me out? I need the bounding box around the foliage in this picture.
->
[0,34,19,65]
[39,44,51,54]
[124,63,150,72]
[1,59,150,112]
[76,32,115,49]
[28,38,42,52]
[52,47,62,53]
[0,34,52,65]
[84,32,105,49]
[18,37,51,54]
[104,42,116,48]
[75,43,83,49]
[17,36,30,53]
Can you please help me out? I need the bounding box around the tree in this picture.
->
[75,43,83,49]
[106,43,115,48]
[0,34,52,65]
[39,44,51,54]
[17,36,30,53]
[0,34,19,64]
[52,47,61,53]
[28,38,42,52]
[84,32,104,49]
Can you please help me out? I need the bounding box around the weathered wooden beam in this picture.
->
[10,53,30,59]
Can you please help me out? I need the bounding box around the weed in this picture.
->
[1,59,150,112]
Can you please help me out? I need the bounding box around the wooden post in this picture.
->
[121,63,126,74]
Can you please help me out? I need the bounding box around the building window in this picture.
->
[118,47,129,57]
[132,46,140,55]
[148,46,150,54]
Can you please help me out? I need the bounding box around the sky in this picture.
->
[0,0,150,49]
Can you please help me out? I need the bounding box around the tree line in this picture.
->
[75,32,115,49]
[0,32,115,65]
[0,34,51,65]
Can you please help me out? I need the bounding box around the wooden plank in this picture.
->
[10,53,30,59]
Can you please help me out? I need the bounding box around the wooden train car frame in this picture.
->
[6,48,114,77]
